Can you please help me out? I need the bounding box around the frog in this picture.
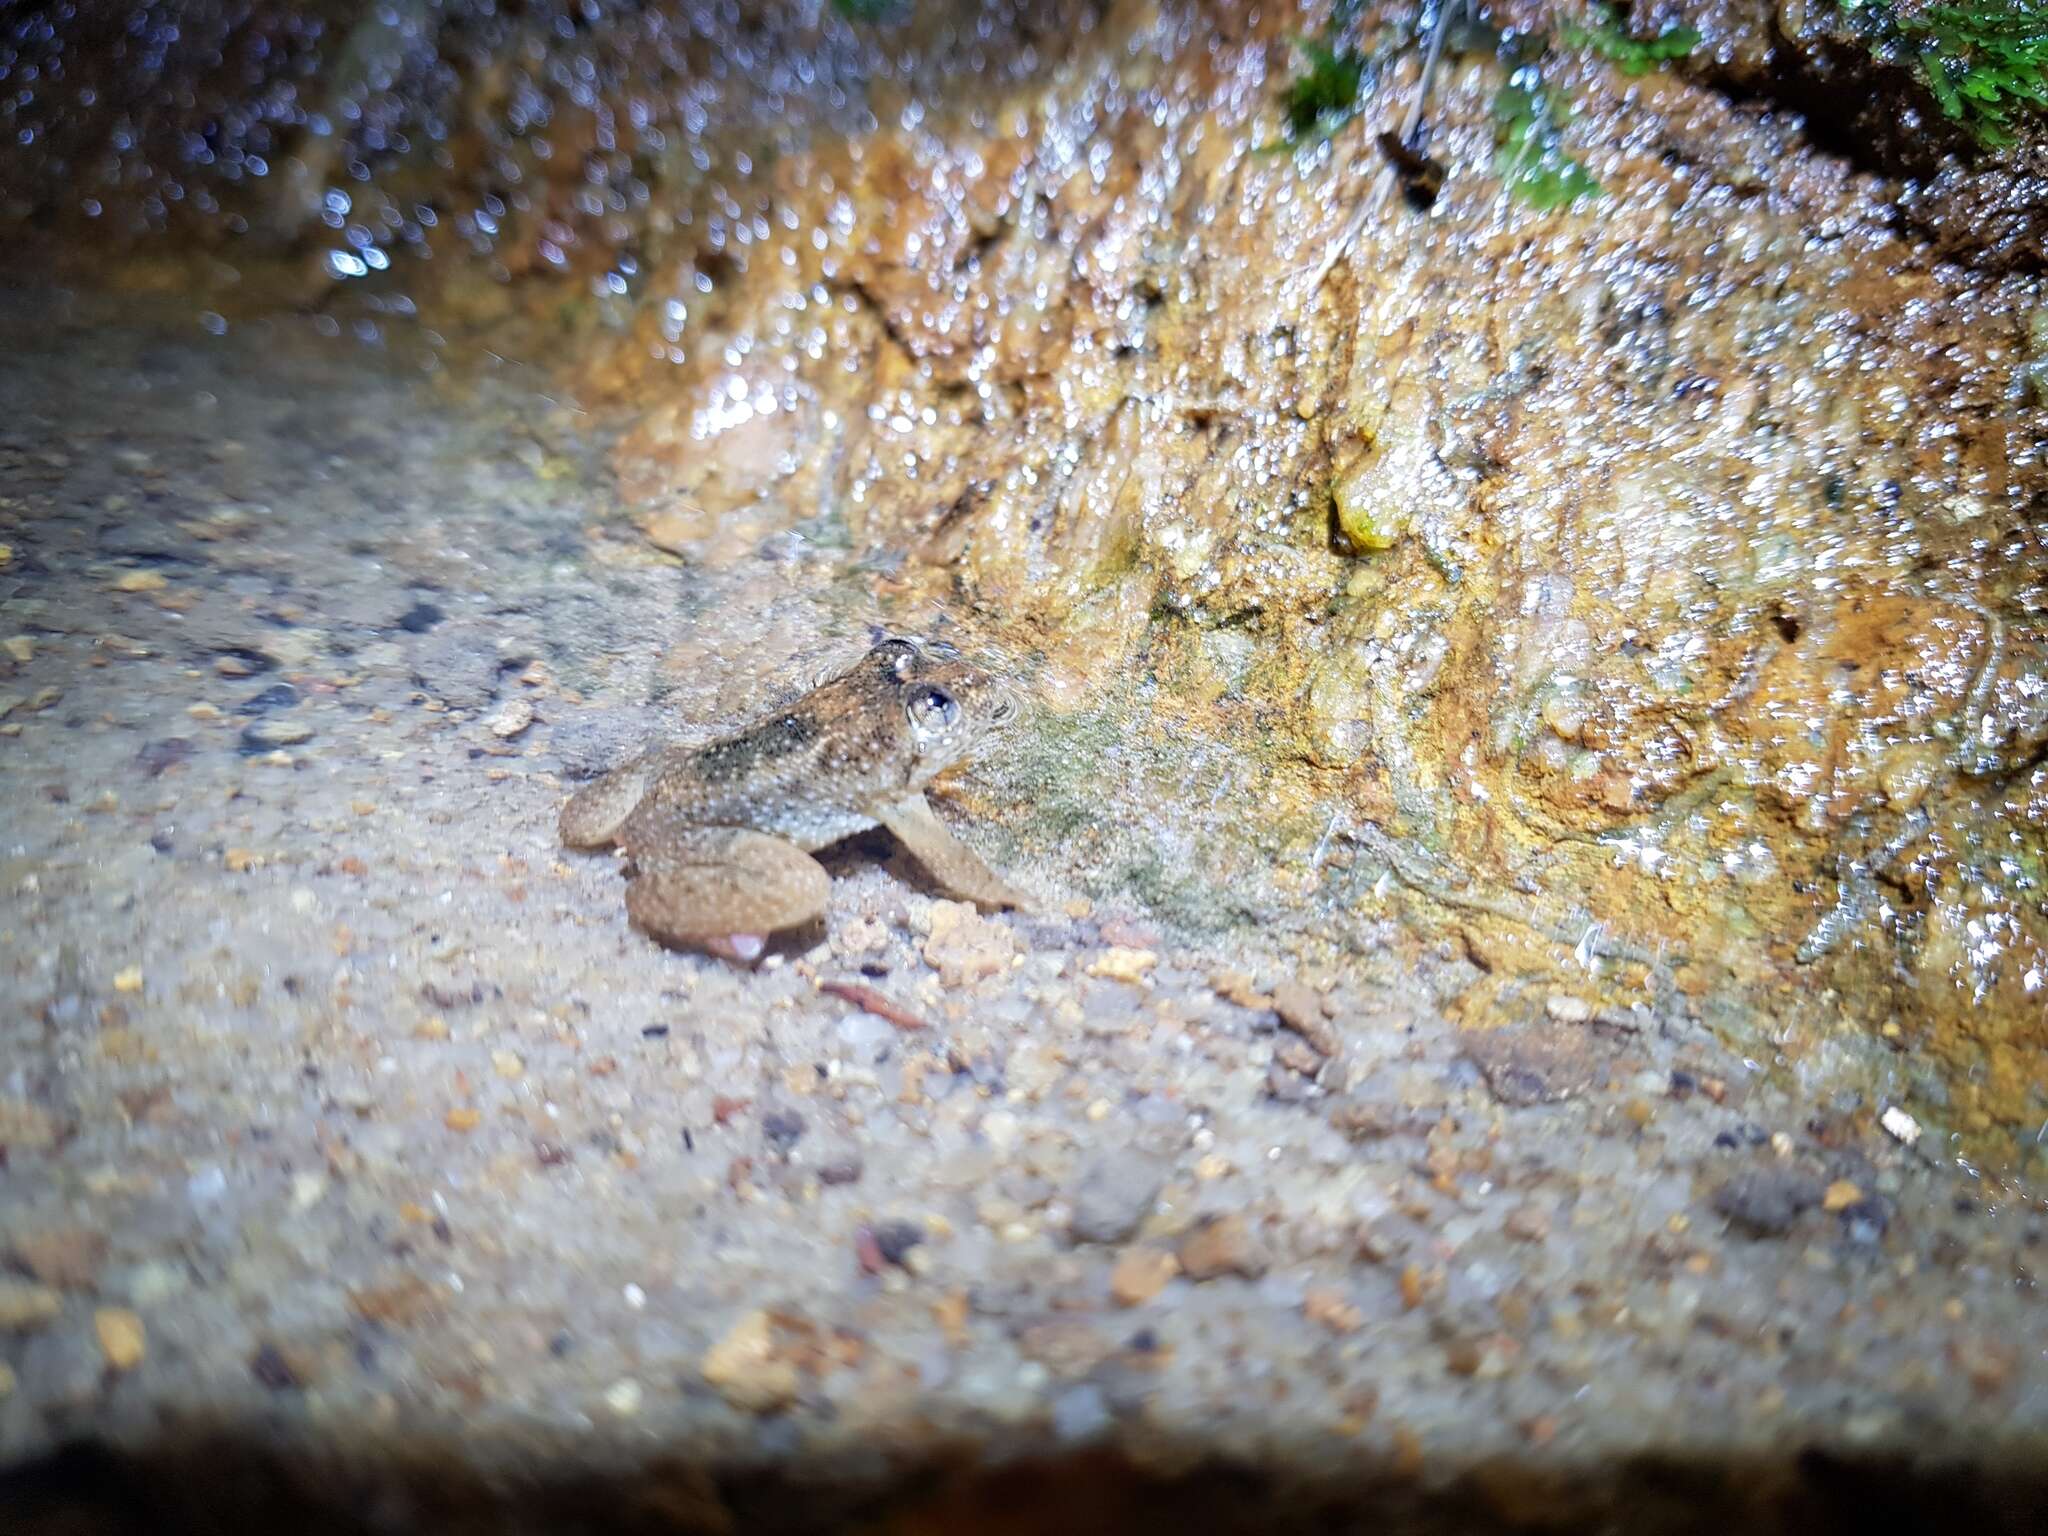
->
[560,636,1026,962]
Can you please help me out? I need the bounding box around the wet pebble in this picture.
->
[240,718,313,752]
[1176,1214,1267,1281]
[1711,1171,1825,1238]
[1068,1153,1166,1245]
[238,682,300,713]
[0,1278,64,1332]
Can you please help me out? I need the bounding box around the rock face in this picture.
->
[575,3,2048,1141]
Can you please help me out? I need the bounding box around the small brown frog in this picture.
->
[561,636,1025,961]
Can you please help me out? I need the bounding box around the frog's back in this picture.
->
[625,701,890,852]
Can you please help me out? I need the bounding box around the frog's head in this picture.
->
[865,635,1018,782]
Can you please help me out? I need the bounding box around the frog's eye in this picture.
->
[870,637,922,679]
[905,684,961,733]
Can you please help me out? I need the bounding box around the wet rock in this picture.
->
[1176,1214,1266,1281]
[1711,1170,1826,1238]
[1068,1153,1167,1245]
[397,601,446,633]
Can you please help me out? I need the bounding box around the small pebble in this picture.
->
[1086,947,1157,985]
[113,571,167,593]
[0,1279,64,1332]
[604,1377,643,1416]
[240,719,313,751]
[95,1307,147,1370]
[488,698,534,739]
[1109,1247,1178,1307]
[1177,1214,1266,1280]
[112,966,143,994]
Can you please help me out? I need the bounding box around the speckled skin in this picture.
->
[561,637,1024,958]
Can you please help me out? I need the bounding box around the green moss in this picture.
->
[1846,0,2048,146]
[1563,4,1700,74]
[1903,0,2048,146]
[1281,36,1369,142]
[1493,73,1602,208]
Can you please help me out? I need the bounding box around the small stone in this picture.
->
[487,698,534,739]
[491,1049,525,1079]
[1544,995,1593,1023]
[818,1154,863,1186]
[9,1227,107,1289]
[95,1307,146,1370]
[643,505,716,552]
[701,1309,802,1413]
[1303,1288,1365,1334]
[112,966,144,994]
[3,635,31,663]
[397,602,446,633]
[444,1107,482,1132]
[1711,1171,1824,1238]
[1069,1153,1167,1245]
[604,1377,644,1416]
[240,718,313,751]
[223,848,261,873]
[1086,946,1157,985]
[1271,979,1339,1056]
[1503,1205,1550,1243]
[762,1109,807,1151]
[1109,1248,1179,1306]
[0,1278,64,1332]
[0,1362,14,1396]
[113,570,167,593]
[1209,969,1272,1009]
[1881,1105,1921,1147]
[0,1097,58,1150]
[260,631,321,669]
[214,654,255,677]
[1822,1179,1864,1213]
[250,1342,302,1390]
[1176,1214,1266,1281]
[922,900,1015,988]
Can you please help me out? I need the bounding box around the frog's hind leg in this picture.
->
[875,793,1028,912]
[624,826,831,962]
[560,755,655,849]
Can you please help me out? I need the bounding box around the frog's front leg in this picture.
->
[875,793,1028,912]
[560,753,657,849]
[623,825,831,963]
